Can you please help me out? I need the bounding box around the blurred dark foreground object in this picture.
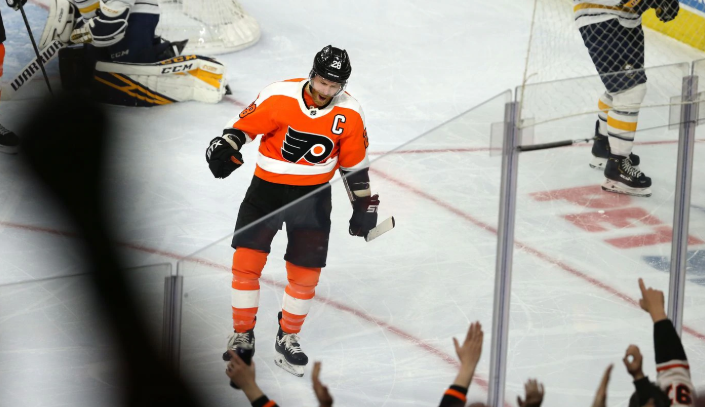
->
[20,91,203,407]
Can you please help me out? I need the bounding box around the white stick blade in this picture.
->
[365,216,395,242]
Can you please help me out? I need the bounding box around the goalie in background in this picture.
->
[1,1,22,154]
[38,0,229,106]
[575,0,679,197]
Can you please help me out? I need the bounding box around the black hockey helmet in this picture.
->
[309,45,352,85]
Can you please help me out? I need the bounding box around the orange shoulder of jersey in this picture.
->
[228,78,369,186]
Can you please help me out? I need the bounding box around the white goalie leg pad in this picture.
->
[94,55,228,105]
[597,91,612,136]
[39,0,77,49]
[606,83,647,157]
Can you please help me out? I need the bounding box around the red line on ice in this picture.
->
[368,138,705,156]
[29,0,48,10]
[0,220,503,404]
[369,168,705,342]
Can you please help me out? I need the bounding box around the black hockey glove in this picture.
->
[349,194,379,237]
[6,0,27,10]
[654,0,679,22]
[206,135,244,179]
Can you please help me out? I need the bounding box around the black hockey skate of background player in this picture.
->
[0,0,23,154]
[576,0,679,197]
[207,45,379,378]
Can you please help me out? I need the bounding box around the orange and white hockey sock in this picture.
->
[231,247,268,333]
[280,262,321,334]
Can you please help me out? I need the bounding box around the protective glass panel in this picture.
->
[0,264,172,407]
[518,63,690,133]
[694,58,705,125]
[176,90,511,406]
[684,79,705,384]
[509,65,705,405]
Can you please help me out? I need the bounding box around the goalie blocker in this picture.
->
[90,54,228,106]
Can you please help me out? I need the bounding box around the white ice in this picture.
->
[1,1,704,406]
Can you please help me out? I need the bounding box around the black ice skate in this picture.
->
[590,122,639,170]
[222,329,255,362]
[274,311,308,377]
[0,123,20,155]
[602,154,651,197]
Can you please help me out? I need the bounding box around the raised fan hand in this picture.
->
[312,362,334,407]
[591,364,613,407]
[638,278,667,323]
[622,344,645,380]
[518,379,545,407]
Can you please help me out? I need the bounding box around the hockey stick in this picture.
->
[18,2,53,95]
[2,40,65,100]
[517,137,593,152]
[339,168,396,242]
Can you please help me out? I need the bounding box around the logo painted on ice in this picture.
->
[281,127,334,164]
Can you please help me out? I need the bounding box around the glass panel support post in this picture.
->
[163,274,184,372]
[668,75,699,335]
[487,101,521,407]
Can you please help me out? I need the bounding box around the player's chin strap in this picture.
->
[308,74,347,97]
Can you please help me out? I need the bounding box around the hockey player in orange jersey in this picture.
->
[205,45,379,377]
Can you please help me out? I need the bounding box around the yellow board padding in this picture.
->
[642,6,705,52]
[188,68,224,89]
[94,73,174,105]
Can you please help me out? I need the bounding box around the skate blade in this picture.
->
[274,354,305,377]
[589,157,607,170]
[602,179,652,197]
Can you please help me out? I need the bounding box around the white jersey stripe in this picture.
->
[257,153,339,176]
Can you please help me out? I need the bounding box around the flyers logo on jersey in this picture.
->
[240,103,256,118]
[282,127,335,164]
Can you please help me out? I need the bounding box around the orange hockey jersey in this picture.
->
[226,78,370,186]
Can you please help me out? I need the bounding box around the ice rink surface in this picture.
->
[1,1,704,406]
